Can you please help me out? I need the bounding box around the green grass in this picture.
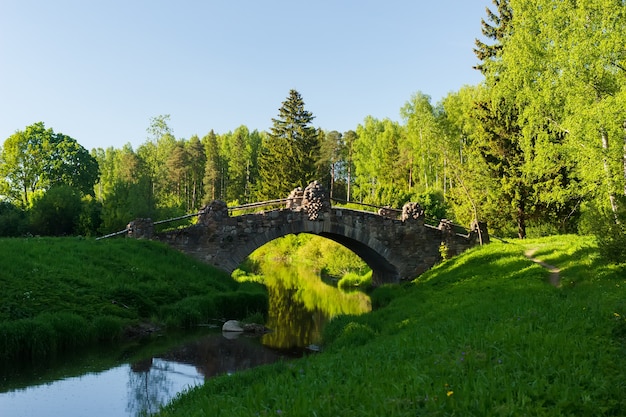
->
[0,237,267,362]
[156,235,626,416]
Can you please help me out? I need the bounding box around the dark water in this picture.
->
[0,271,370,417]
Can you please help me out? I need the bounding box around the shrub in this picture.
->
[29,185,83,236]
[0,201,28,236]
[328,321,376,351]
[369,284,404,309]
[337,271,372,289]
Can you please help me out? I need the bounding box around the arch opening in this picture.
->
[316,232,399,285]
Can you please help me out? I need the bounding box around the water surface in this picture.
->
[0,266,371,416]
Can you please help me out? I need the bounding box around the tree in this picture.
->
[471,0,543,238]
[485,0,626,237]
[343,130,357,201]
[437,86,486,225]
[400,92,443,191]
[0,123,49,206]
[225,126,253,203]
[0,122,99,207]
[258,90,321,199]
[202,130,221,202]
[353,117,406,205]
[318,130,344,199]
[473,0,513,75]
[45,132,100,196]
[166,141,189,207]
[138,115,176,204]
[185,135,206,211]
[93,144,155,233]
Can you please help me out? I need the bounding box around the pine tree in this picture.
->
[257,89,321,200]
[202,130,221,203]
[473,0,513,75]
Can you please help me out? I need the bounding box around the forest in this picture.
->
[1,0,625,261]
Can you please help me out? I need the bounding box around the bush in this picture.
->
[369,284,404,309]
[580,200,626,264]
[328,321,376,351]
[337,271,372,289]
[29,185,82,236]
[0,201,28,236]
[597,222,626,264]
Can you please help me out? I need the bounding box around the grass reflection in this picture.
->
[239,263,371,350]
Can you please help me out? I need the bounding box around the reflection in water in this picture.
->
[127,358,173,416]
[262,282,325,349]
[0,267,371,417]
[258,264,371,350]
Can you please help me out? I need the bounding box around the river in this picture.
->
[0,268,371,417]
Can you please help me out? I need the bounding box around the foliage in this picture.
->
[0,122,99,207]
[0,201,28,236]
[586,198,626,264]
[29,185,83,236]
[156,235,626,416]
[257,89,321,199]
[337,270,372,289]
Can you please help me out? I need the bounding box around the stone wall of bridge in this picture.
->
[147,203,486,286]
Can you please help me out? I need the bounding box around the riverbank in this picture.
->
[157,235,626,416]
[0,237,267,362]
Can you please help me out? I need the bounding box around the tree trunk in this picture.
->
[517,204,526,239]
[623,120,626,196]
[516,187,527,239]
[347,162,351,202]
[602,129,619,222]
[330,162,335,200]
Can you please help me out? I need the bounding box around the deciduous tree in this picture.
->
[0,122,99,207]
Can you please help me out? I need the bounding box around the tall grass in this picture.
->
[157,235,626,416]
[0,237,267,361]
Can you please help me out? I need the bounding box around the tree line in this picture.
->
[1,0,625,261]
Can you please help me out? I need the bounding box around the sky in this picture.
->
[0,1,492,151]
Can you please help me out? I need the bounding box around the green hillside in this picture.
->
[157,235,626,416]
[0,237,267,361]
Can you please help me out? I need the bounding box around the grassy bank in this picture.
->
[157,235,626,416]
[0,237,267,362]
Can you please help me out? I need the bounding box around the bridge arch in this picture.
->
[150,205,483,286]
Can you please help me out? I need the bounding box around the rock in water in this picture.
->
[222,320,244,332]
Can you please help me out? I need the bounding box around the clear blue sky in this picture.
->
[1,1,491,151]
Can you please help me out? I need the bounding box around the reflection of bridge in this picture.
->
[120,182,488,286]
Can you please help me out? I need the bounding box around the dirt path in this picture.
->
[524,249,561,287]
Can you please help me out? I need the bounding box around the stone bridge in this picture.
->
[128,182,488,286]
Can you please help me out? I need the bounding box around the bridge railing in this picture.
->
[227,198,289,214]
[331,198,473,237]
[96,199,291,240]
